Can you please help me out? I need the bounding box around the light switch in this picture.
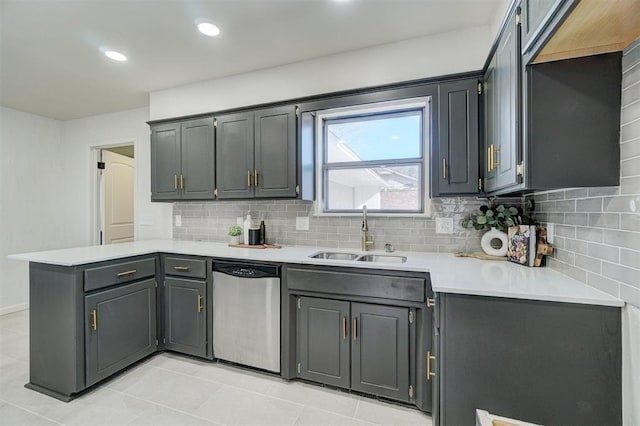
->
[296,216,309,231]
[175,215,182,227]
[435,217,454,234]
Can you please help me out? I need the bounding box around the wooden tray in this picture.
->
[228,243,282,249]
[454,252,507,261]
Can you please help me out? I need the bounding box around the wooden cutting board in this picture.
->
[454,252,507,261]
[228,243,282,249]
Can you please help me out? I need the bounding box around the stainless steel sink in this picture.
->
[309,251,359,260]
[356,255,407,263]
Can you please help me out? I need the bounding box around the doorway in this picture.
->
[97,145,135,245]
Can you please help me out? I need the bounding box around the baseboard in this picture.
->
[0,303,28,316]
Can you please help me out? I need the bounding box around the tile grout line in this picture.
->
[130,361,417,425]
[0,397,65,425]
[101,388,222,426]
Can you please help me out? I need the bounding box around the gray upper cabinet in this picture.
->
[216,106,297,200]
[297,297,350,389]
[164,277,207,358]
[151,118,215,201]
[433,78,480,196]
[215,111,255,199]
[85,279,157,387]
[151,122,181,200]
[255,106,297,198]
[351,303,411,402]
[521,0,561,54]
[181,118,216,199]
[484,6,521,194]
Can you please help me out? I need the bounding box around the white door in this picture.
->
[102,150,134,244]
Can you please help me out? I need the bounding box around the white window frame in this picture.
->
[314,97,431,217]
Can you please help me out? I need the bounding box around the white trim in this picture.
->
[0,303,28,316]
[88,139,136,246]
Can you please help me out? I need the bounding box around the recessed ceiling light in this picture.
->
[197,22,220,37]
[104,50,127,62]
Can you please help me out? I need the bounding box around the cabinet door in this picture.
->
[85,279,157,386]
[483,55,498,190]
[521,0,562,54]
[181,118,215,200]
[351,303,410,402]
[254,105,297,198]
[164,277,207,358]
[297,297,350,389]
[215,112,255,199]
[151,122,182,200]
[434,79,479,195]
[486,8,521,193]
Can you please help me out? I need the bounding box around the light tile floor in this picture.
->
[0,310,432,426]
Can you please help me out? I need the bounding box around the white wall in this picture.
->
[150,26,493,120]
[1,106,172,312]
[0,107,65,312]
[62,107,172,244]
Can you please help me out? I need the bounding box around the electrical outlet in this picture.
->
[435,217,454,234]
[175,215,182,227]
[237,217,244,227]
[296,216,309,231]
[546,223,555,244]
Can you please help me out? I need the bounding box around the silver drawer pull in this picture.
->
[174,266,190,271]
[117,269,137,277]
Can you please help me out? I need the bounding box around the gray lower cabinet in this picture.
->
[351,303,410,402]
[296,296,412,403]
[164,277,206,358]
[434,293,622,426]
[297,297,350,389]
[85,278,157,387]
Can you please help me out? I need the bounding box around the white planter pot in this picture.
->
[480,227,508,257]
[229,235,240,245]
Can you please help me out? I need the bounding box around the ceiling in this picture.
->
[0,0,505,121]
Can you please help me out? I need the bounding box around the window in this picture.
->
[316,99,430,215]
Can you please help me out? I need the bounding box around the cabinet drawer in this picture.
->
[84,258,156,292]
[164,256,207,279]
[287,267,426,302]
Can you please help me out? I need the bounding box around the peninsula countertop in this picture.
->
[9,239,624,308]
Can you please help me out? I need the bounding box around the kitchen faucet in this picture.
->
[361,205,374,251]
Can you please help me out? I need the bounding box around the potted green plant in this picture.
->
[461,204,526,231]
[228,225,242,245]
[461,205,529,256]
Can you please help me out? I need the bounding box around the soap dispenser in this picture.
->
[243,211,252,245]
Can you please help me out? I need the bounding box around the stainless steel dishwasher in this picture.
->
[212,260,280,373]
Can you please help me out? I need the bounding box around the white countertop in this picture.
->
[9,239,624,307]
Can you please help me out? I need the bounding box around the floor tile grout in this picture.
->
[104,387,222,426]
[0,397,64,425]
[0,310,431,426]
